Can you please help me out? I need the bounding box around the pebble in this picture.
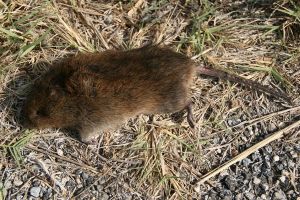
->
[241,136,248,142]
[277,164,284,170]
[81,172,89,181]
[265,146,272,153]
[253,177,261,185]
[213,137,220,144]
[30,187,41,198]
[252,152,261,161]
[97,185,104,191]
[291,151,298,158]
[261,194,267,199]
[261,183,269,191]
[268,123,277,132]
[288,160,295,168]
[235,193,243,200]
[252,165,261,174]
[223,176,237,191]
[76,177,81,184]
[57,149,64,156]
[242,158,252,167]
[4,180,12,189]
[245,192,255,200]
[274,190,287,200]
[43,188,52,199]
[227,119,234,126]
[13,179,23,187]
[273,155,280,162]
[219,170,229,177]
[100,192,109,200]
[16,195,23,200]
[279,176,286,183]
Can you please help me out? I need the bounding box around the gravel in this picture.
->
[29,187,41,198]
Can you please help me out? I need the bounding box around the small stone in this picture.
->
[273,155,280,162]
[57,149,64,156]
[241,136,248,142]
[81,172,89,181]
[274,190,287,200]
[264,146,272,154]
[235,193,243,200]
[75,169,82,175]
[290,151,298,158]
[97,185,103,191]
[223,176,237,190]
[97,177,106,185]
[253,177,261,185]
[30,187,41,198]
[100,192,109,200]
[252,152,261,161]
[287,190,295,195]
[16,194,23,200]
[277,164,284,170]
[43,188,52,199]
[213,137,220,144]
[227,119,234,126]
[261,194,267,199]
[4,181,12,189]
[252,165,261,173]
[14,179,23,186]
[288,160,295,168]
[76,177,81,184]
[279,176,286,183]
[261,184,269,191]
[245,192,255,200]
[219,170,229,178]
[242,158,252,167]
[268,123,277,132]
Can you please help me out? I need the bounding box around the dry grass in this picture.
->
[0,0,300,199]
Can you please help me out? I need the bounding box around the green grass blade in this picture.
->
[18,27,52,58]
[0,27,24,40]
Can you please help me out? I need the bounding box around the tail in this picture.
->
[197,67,291,103]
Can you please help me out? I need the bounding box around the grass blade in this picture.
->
[18,27,52,58]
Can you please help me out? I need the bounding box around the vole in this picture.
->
[21,46,289,143]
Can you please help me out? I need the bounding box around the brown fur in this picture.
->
[21,46,195,142]
[22,46,289,143]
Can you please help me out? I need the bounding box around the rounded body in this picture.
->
[22,46,195,142]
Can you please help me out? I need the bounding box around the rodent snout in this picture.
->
[19,106,35,129]
[21,119,33,129]
[19,114,34,129]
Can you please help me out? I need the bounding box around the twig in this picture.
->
[230,105,300,129]
[194,119,300,192]
[211,105,300,135]
[26,145,99,174]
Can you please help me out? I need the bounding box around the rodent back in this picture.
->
[22,46,196,130]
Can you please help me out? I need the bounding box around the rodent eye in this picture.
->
[36,109,47,117]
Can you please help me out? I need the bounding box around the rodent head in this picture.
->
[21,69,77,130]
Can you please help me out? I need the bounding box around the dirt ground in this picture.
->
[0,0,299,199]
